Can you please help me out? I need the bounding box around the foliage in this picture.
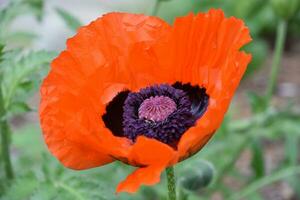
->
[0,125,144,200]
[0,50,56,118]
[0,0,45,48]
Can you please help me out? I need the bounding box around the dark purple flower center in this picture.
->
[102,83,209,148]
[138,96,177,122]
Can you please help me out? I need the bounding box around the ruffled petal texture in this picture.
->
[40,13,173,169]
[117,136,176,193]
[171,9,252,159]
[40,9,251,193]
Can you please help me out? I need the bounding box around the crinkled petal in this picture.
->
[178,51,251,160]
[40,13,171,169]
[116,136,177,193]
[40,10,252,192]
[154,9,252,159]
[117,165,165,193]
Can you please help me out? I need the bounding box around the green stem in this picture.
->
[0,85,14,180]
[0,120,14,180]
[266,20,287,103]
[166,166,176,200]
[152,0,162,16]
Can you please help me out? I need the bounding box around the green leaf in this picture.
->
[250,138,265,179]
[283,132,300,197]
[285,133,299,165]
[1,50,57,110]
[56,7,82,31]
[8,101,32,116]
[0,0,45,42]
[3,31,38,48]
[26,0,45,21]
[18,80,35,92]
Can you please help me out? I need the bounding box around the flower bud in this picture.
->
[270,0,300,19]
[180,160,215,192]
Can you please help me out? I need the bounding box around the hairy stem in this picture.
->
[266,20,287,102]
[0,85,14,180]
[0,121,14,179]
[166,166,176,200]
[152,0,162,16]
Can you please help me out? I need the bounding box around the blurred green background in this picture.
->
[0,0,300,199]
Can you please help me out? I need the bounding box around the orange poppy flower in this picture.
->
[40,9,251,193]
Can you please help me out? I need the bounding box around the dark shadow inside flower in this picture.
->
[102,83,209,148]
[172,82,209,119]
[102,90,130,137]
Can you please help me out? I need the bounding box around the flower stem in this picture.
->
[266,20,288,103]
[0,86,14,180]
[152,0,162,16]
[166,166,176,200]
[0,121,14,179]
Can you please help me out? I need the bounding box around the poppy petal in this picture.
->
[116,136,177,193]
[116,165,165,193]
[159,9,251,86]
[40,10,252,193]
[163,9,252,159]
[40,13,174,169]
[177,54,252,160]
[67,12,172,92]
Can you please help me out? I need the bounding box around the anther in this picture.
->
[138,96,177,122]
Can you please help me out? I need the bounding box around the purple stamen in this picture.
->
[122,84,195,146]
[138,96,177,122]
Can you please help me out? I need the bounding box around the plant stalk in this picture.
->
[266,20,288,103]
[152,0,162,16]
[166,166,176,200]
[0,86,14,180]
